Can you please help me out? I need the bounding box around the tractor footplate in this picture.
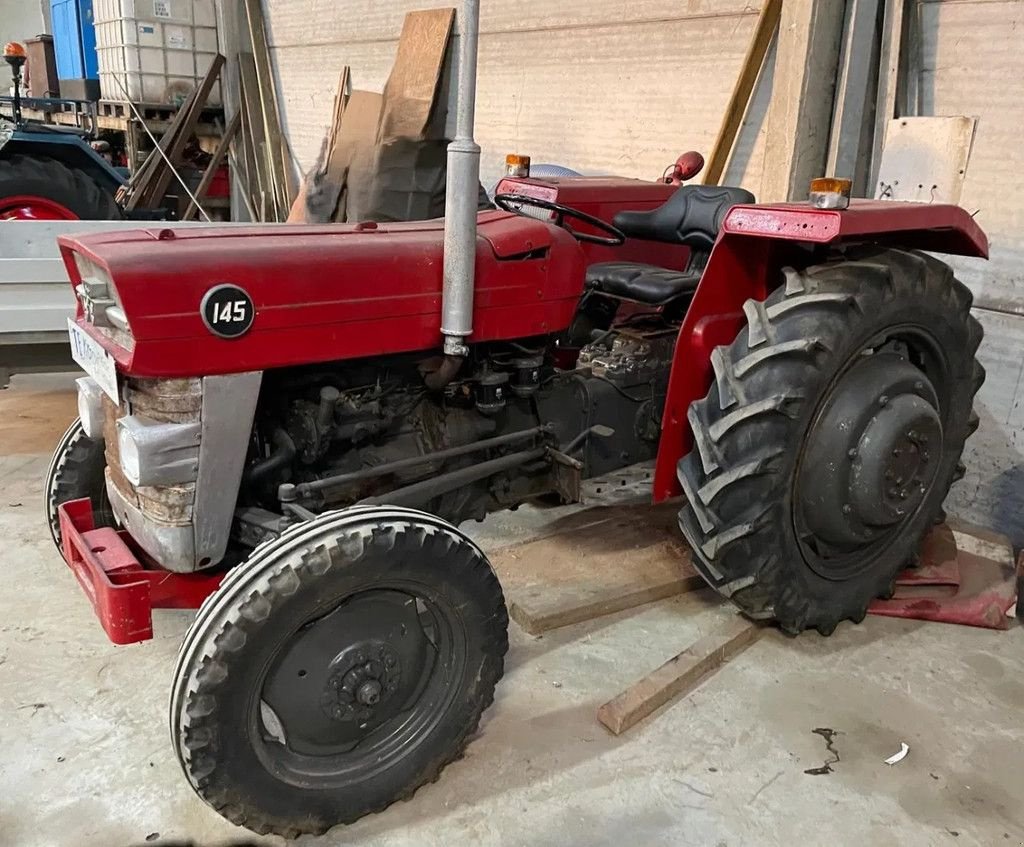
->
[58,498,223,645]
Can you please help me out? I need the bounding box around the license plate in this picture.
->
[68,318,119,403]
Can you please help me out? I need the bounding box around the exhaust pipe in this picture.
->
[440,0,482,357]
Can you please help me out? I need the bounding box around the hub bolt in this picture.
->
[842,504,852,515]
[914,381,924,391]
[899,491,908,500]
[848,448,858,458]
[893,448,902,458]
[879,395,889,406]
[356,679,383,706]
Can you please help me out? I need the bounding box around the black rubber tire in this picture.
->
[44,418,113,553]
[0,154,121,219]
[678,247,984,635]
[169,506,509,837]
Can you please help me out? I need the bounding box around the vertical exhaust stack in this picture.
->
[440,0,482,357]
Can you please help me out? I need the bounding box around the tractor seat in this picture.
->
[585,184,756,305]
[584,262,701,305]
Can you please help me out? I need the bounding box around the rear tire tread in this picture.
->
[678,247,984,634]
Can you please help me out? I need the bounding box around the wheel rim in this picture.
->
[794,330,951,580]
[252,582,466,786]
[0,195,78,220]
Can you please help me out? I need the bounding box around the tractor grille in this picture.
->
[103,377,202,526]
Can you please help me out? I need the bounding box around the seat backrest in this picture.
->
[613,185,756,251]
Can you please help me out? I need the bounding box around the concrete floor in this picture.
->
[1,376,1023,847]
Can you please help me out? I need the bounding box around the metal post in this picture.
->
[5,57,26,125]
[440,0,482,357]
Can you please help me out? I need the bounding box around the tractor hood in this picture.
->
[60,211,585,378]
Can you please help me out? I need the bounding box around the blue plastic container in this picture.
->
[50,0,99,80]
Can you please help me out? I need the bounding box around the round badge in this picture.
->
[200,284,255,339]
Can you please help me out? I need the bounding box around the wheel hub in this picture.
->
[797,352,943,576]
[320,641,402,724]
[849,394,941,525]
[261,590,431,756]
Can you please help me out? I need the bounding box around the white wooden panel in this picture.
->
[874,116,975,203]
[946,307,1024,545]
[264,1,772,193]
[918,0,1024,313]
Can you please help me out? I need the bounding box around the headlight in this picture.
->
[75,377,106,441]
[116,415,201,488]
[117,420,143,485]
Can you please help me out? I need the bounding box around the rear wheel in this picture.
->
[678,247,983,635]
[44,419,113,553]
[0,154,121,220]
[169,506,508,837]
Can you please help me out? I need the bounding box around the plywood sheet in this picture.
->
[490,499,700,633]
[874,116,976,204]
[379,8,454,140]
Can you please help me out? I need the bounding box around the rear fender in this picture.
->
[1,130,125,194]
[652,200,989,502]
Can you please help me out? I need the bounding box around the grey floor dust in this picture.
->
[1,378,1022,847]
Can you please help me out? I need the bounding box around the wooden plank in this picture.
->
[327,67,351,156]
[702,0,781,186]
[243,0,298,213]
[758,0,846,201]
[239,53,274,220]
[119,84,200,203]
[215,0,248,221]
[181,111,241,221]
[378,8,456,141]
[491,499,699,633]
[137,55,225,209]
[825,0,882,193]
[597,615,762,736]
[509,573,705,635]
[127,55,225,211]
[869,0,906,189]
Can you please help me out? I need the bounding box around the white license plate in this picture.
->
[68,318,119,403]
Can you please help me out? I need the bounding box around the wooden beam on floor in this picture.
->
[490,500,699,635]
[597,615,762,736]
[702,0,782,186]
[509,572,705,636]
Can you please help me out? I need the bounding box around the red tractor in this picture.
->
[44,3,986,837]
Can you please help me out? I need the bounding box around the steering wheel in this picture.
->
[493,193,625,247]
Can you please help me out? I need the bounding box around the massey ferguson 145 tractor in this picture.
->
[45,1,986,836]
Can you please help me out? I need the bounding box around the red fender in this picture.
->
[652,199,989,503]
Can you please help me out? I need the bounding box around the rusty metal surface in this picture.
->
[868,523,1017,629]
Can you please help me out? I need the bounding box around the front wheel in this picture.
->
[44,418,113,553]
[678,247,984,635]
[169,506,509,837]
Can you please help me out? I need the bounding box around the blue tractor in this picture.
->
[0,41,124,220]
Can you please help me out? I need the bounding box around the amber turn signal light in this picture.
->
[809,177,852,210]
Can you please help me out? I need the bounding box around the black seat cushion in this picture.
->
[613,185,755,251]
[585,262,702,305]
